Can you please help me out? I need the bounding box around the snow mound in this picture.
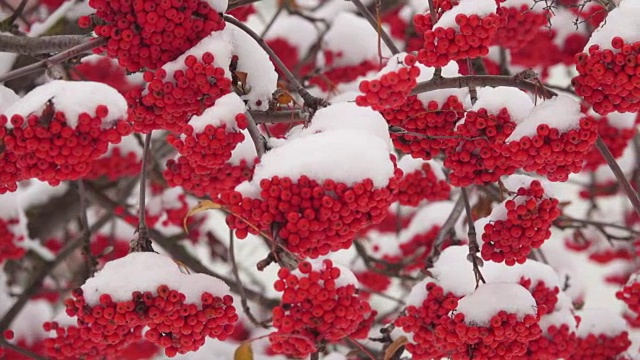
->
[265,13,319,58]
[0,85,19,112]
[470,87,534,124]
[436,0,497,30]
[507,95,582,142]
[575,308,628,338]
[81,252,229,306]
[186,92,246,134]
[586,0,640,49]
[162,28,234,78]
[229,129,258,165]
[455,282,537,326]
[399,201,456,245]
[319,12,382,68]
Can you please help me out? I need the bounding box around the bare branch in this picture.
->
[411,74,558,99]
[0,34,89,55]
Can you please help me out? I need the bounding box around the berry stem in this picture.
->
[460,187,486,288]
[223,15,329,114]
[0,37,106,83]
[349,0,400,55]
[596,136,640,219]
[229,228,270,328]
[131,132,154,253]
[77,180,98,274]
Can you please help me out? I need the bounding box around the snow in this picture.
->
[265,13,320,58]
[229,130,258,165]
[4,80,127,129]
[29,0,77,37]
[94,216,136,241]
[319,12,385,68]
[361,230,403,259]
[431,245,479,296]
[17,180,69,209]
[406,277,436,307]
[436,0,497,30]
[539,307,577,333]
[81,252,230,306]
[0,85,19,112]
[0,191,20,218]
[101,134,142,159]
[506,95,582,142]
[186,92,246,134]
[551,8,588,48]
[502,174,556,198]
[206,0,228,12]
[235,130,396,198]
[400,201,457,245]
[10,300,53,346]
[501,0,542,7]
[575,308,628,337]
[228,23,278,111]
[586,0,640,49]
[416,62,469,106]
[469,87,534,124]
[162,28,234,79]
[606,112,636,130]
[398,156,425,175]
[290,102,392,148]
[455,283,537,326]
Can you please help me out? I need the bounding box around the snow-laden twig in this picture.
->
[0,37,106,83]
[349,0,400,55]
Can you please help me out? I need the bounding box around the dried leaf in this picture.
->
[235,71,248,85]
[384,336,408,360]
[173,260,191,274]
[184,200,222,232]
[234,342,253,360]
[274,89,294,105]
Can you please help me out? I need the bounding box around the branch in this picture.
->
[460,188,485,288]
[595,136,640,218]
[131,132,154,253]
[0,37,105,83]
[245,112,267,156]
[0,34,89,55]
[411,74,558,99]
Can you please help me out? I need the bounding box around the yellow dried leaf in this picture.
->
[234,342,253,360]
[183,200,222,232]
[383,335,408,360]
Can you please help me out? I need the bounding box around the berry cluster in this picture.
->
[445,107,518,187]
[480,180,560,265]
[502,119,598,182]
[616,280,640,321]
[356,54,420,111]
[493,4,549,51]
[397,160,451,206]
[383,95,465,160]
[310,56,380,92]
[520,277,560,317]
[414,9,506,67]
[85,137,142,181]
[525,321,579,359]
[167,114,247,173]
[70,56,140,95]
[583,113,635,171]
[569,328,631,359]
[269,260,375,358]
[164,156,256,198]
[127,52,232,134]
[394,281,460,358]
[64,285,238,357]
[1,106,131,186]
[0,149,20,194]
[222,171,401,258]
[573,38,640,115]
[82,0,225,72]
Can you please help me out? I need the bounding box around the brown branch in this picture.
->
[0,37,105,83]
[411,75,558,99]
[595,136,640,219]
[0,34,89,55]
[245,112,267,156]
[461,188,485,288]
[131,132,154,253]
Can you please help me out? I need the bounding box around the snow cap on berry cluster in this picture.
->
[162,28,234,79]
[0,85,19,112]
[205,0,228,12]
[586,0,640,49]
[228,129,258,166]
[436,0,498,30]
[264,13,319,61]
[398,157,446,180]
[575,308,628,337]
[3,80,127,129]
[99,135,143,161]
[186,92,247,134]
[502,174,556,198]
[297,258,359,289]
[0,191,22,219]
[235,130,396,198]
[415,61,469,106]
[318,12,389,68]
[430,245,483,296]
[506,94,582,142]
[399,200,458,246]
[228,24,278,111]
[605,111,636,130]
[463,87,534,125]
[289,102,392,147]
[80,252,229,306]
[455,283,537,326]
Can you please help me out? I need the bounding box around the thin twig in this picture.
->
[411,75,558,99]
[461,188,485,288]
[434,194,465,248]
[349,0,400,55]
[596,136,640,218]
[131,132,154,253]
[77,180,98,274]
[0,37,105,83]
[245,111,267,156]
[229,229,270,328]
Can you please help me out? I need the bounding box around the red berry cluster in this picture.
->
[480,180,560,265]
[43,319,145,360]
[569,329,631,359]
[414,10,506,67]
[0,150,20,194]
[222,171,401,258]
[64,285,238,357]
[269,260,375,358]
[525,322,579,360]
[616,281,640,321]
[356,54,420,111]
[511,28,587,77]
[70,56,140,95]
[583,115,635,171]
[167,114,247,173]
[399,225,441,271]
[573,38,640,115]
[355,269,392,293]
[164,156,256,198]
[519,277,560,317]
[444,107,518,187]
[0,107,131,186]
[127,52,232,134]
[436,310,542,359]
[394,281,461,358]
[85,142,142,181]
[502,119,598,182]
[397,162,451,206]
[493,4,549,51]
[383,95,465,160]
[82,0,225,72]
[309,57,380,92]
[266,38,300,74]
